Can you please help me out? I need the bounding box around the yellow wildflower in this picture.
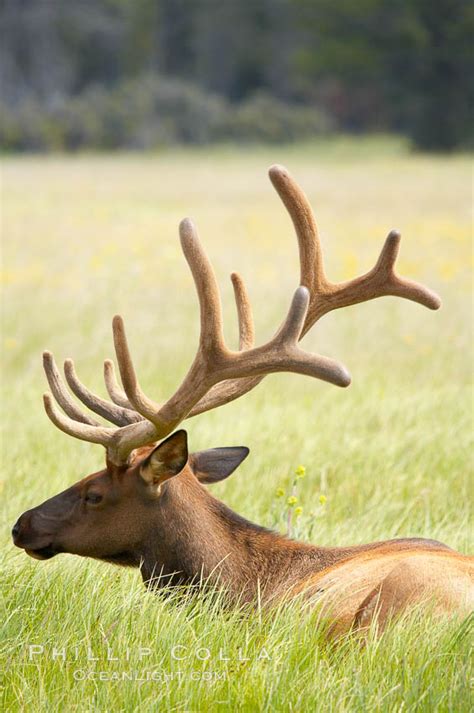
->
[295,465,306,479]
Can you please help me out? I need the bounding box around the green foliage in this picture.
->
[0,0,472,150]
[0,77,332,151]
[294,0,474,149]
[219,92,331,144]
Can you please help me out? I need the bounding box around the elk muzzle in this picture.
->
[12,486,79,560]
[12,508,59,559]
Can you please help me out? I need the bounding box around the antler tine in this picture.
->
[112,218,227,432]
[231,272,255,350]
[112,315,164,425]
[186,287,339,417]
[269,164,327,293]
[43,351,100,426]
[186,271,256,418]
[179,218,225,353]
[43,393,115,446]
[104,359,135,410]
[43,384,159,464]
[142,220,230,429]
[64,359,143,426]
[43,352,150,463]
[268,165,441,333]
[214,286,350,387]
[299,229,441,328]
[371,230,441,309]
[273,286,310,344]
[374,229,401,272]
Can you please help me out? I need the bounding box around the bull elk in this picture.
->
[12,165,473,635]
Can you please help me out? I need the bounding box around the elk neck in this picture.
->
[136,469,366,602]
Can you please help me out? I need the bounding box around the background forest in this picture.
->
[1,0,472,151]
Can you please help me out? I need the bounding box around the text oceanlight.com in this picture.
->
[73,669,228,682]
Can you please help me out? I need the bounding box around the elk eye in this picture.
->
[85,492,103,505]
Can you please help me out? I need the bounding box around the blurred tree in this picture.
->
[293,0,473,149]
[0,0,471,149]
[398,0,473,150]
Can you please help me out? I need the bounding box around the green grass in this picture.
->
[1,140,472,711]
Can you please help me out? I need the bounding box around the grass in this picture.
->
[1,139,472,711]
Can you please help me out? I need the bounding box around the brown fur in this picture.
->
[12,434,473,634]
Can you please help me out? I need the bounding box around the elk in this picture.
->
[12,165,473,635]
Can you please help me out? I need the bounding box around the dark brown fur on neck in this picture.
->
[136,467,450,604]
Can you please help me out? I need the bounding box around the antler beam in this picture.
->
[42,165,441,465]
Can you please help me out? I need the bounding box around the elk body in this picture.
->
[12,166,473,636]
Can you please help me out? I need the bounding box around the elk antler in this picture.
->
[42,166,441,465]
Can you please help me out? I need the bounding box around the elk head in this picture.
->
[12,430,248,565]
[12,165,441,569]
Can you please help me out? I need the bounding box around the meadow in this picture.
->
[1,139,472,711]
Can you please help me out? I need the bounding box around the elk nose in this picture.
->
[12,520,21,542]
[12,515,30,545]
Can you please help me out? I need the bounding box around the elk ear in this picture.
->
[140,430,188,487]
[190,447,249,484]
